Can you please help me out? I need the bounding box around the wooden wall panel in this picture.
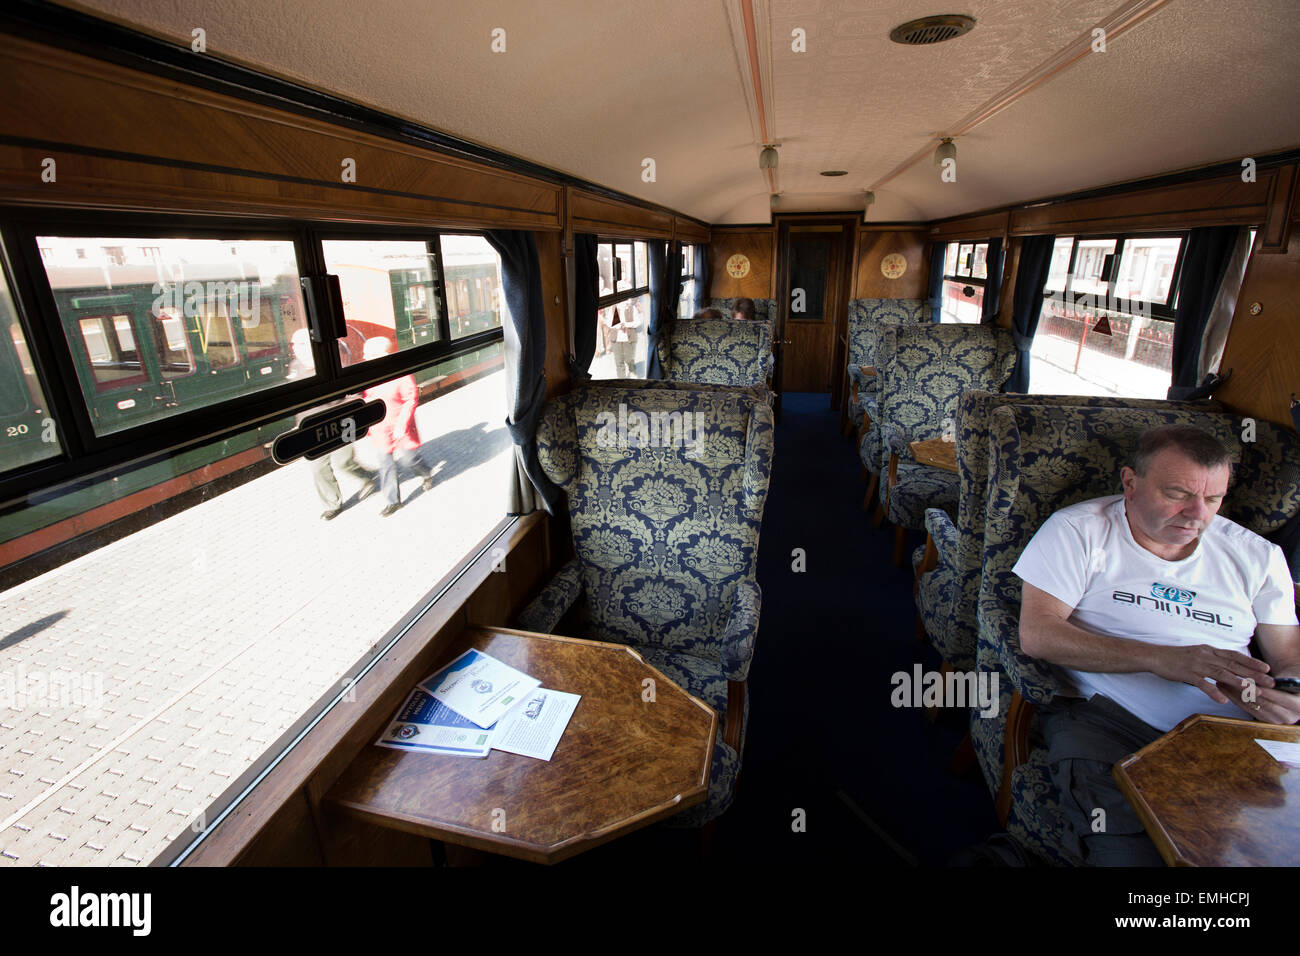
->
[570,190,674,239]
[852,228,930,300]
[675,217,711,244]
[928,210,1010,243]
[536,231,571,398]
[708,227,776,300]
[0,35,562,229]
[1213,224,1300,430]
[1009,170,1274,237]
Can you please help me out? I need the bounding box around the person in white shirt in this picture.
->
[1014,424,1300,865]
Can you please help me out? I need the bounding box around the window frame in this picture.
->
[595,237,651,312]
[1042,231,1189,322]
[0,210,506,503]
[678,242,696,318]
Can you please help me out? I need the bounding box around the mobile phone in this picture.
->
[1274,677,1300,694]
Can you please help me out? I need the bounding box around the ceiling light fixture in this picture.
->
[759,145,779,170]
[820,170,848,177]
[933,137,957,166]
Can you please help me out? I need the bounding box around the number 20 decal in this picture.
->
[5,424,29,438]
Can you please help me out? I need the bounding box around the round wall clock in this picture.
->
[880,253,907,279]
[726,253,751,279]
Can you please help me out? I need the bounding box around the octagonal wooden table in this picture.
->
[327,626,717,864]
[1114,714,1300,866]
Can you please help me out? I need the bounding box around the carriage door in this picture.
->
[776,218,853,394]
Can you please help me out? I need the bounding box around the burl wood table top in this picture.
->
[327,627,717,864]
[908,438,957,474]
[1114,714,1300,867]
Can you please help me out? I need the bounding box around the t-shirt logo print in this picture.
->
[1151,583,1196,604]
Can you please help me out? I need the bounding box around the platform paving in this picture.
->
[0,371,512,866]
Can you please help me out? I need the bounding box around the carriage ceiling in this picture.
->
[54,0,1300,225]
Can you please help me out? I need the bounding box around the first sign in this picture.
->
[271,398,386,464]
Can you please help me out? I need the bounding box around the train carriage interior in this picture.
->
[1,0,1299,912]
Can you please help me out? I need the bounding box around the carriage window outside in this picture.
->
[591,239,651,379]
[441,234,505,341]
[0,263,63,473]
[1030,234,1185,399]
[939,241,988,323]
[37,237,308,436]
[321,240,443,367]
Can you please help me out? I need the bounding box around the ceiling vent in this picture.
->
[889,14,976,45]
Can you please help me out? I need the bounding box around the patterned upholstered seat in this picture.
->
[517,382,774,825]
[976,401,1300,863]
[656,316,774,390]
[846,298,929,432]
[875,324,1016,531]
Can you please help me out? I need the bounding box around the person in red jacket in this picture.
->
[361,337,437,516]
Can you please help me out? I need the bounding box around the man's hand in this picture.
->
[1214,677,1300,724]
[1142,643,1274,705]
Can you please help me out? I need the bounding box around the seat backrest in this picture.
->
[534,383,774,657]
[974,401,1291,706]
[656,316,774,387]
[708,297,777,331]
[939,392,1223,670]
[846,298,929,370]
[876,324,1016,457]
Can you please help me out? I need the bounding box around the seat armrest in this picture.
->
[882,422,911,458]
[720,579,761,681]
[923,507,958,571]
[516,557,584,634]
[979,598,1060,705]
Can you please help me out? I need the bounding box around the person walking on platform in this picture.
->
[288,328,377,520]
[360,337,438,516]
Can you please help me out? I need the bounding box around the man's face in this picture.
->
[1120,447,1230,555]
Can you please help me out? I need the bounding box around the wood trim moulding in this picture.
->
[0,34,564,229]
[570,189,674,239]
[674,217,711,244]
[1009,170,1276,237]
[928,210,1010,242]
[1258,162,1298,253]
[175,513,546,866]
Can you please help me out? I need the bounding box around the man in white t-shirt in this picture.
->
[1014,424,1300,865]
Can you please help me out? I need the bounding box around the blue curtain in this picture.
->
[980,237,1005,324]
[647,241,683,378]
[647,240,665,378]
[927,242,946,322]
[570,233,598,379]
[1169,225,1239,394]
[485,230,562,514]
[1006,235,1056,393]
[693,243,708,315]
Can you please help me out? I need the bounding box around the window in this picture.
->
[441,234,505,340]
[939,240,989,324]
[591,239,651,379]
[0,337,513,865]
[38,235,308,436]
[0,262,62,473]
[322,239,443,366]
[679,243,696,318]
[1030,233,1187,398]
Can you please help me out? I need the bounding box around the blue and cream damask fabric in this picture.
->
[972,400,1299,863]
[874,324,1016,528]
[656,317,775,388]
[846,298,929,428]
[519,382,774,824]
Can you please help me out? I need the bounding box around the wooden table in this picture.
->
[327,626,717,864]
[1114,714,1300,866]
[908,438,957,473]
